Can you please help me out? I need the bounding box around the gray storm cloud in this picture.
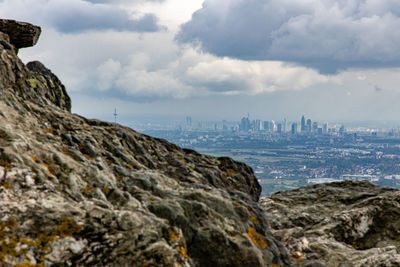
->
[177,0,400,73]
[0,0,163,33]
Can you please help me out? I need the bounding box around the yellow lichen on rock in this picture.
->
[28,78,37,89]
[57,217,82,238]
[177,245,190,259]
[247,227,268,249]
[169,230,179,242]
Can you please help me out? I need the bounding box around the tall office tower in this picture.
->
[277,123,282,134]
[240,117,251,132]
[186,116,192,126]
[323,123,328,134]
[255,119,262,131]
[263,121,270,132]
[301,115,306,132]
[271,120,276,132]
[339,125,345,135]
[283,118,287,133]
[312,122,318,132]
[306,119,312,133]
[291,123,298,134]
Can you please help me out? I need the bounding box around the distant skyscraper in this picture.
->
[301,116,306,132]
[323,123,328,134]
[291,123,298,135]
[277,123,282,134]
[306,119,312,133]
[255,119,262,131]
[240,117,251,132]
[312,122,318,132]
[263,121,270,132]
[270,120,276,132]
[283,118,287,133]
[186,116,192,126]
[339,125,345,135]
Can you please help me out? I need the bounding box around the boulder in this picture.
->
[0,19,41,50]
[261,180,400,266]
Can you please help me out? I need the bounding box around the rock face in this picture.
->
[0,19,41,51]
[0,20,290,266]
[26,61,72,112]
[261,180,400,266]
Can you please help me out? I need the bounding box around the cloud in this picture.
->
[20,27,331,102]
[184,57,327,94]
[0,0,162,33]
[96,59,122,91]
[83,0,164,3]
[177,0,400,73]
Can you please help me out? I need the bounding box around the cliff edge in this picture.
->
[0,20,289,266]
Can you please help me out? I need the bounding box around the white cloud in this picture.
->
[185,57,328,94]
[96,59,122,91]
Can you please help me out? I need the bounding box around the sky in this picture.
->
[2,0,400,124]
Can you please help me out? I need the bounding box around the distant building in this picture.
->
[240,117,251,132]
[307,119,312,133]
[222,120,228,131]
[291,123,298,135]
[323,123,328,134]
[312,122,318,132]
[186,116,192,127]
[263,121,270,132]
[339,125,345,135]
[270,120,276,132]
[283,118,287,133]
[277,123,282,134]
[301,116,306,132]
[254,119,262,131]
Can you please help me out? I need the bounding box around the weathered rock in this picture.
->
[27,61,72,112]
[260,180,400,266]
[0,21,290,266]
[0,19,41,50]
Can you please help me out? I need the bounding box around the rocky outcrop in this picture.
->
[261,180,400,266]
[27,61,72,112]
[0,20,290,266]
[0,19,41,52]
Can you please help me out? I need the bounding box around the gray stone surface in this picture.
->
[261,180,400,266]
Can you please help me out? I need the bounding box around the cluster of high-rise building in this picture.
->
[239,115,343,135]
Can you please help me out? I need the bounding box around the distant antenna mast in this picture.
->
[114,108,118,123]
